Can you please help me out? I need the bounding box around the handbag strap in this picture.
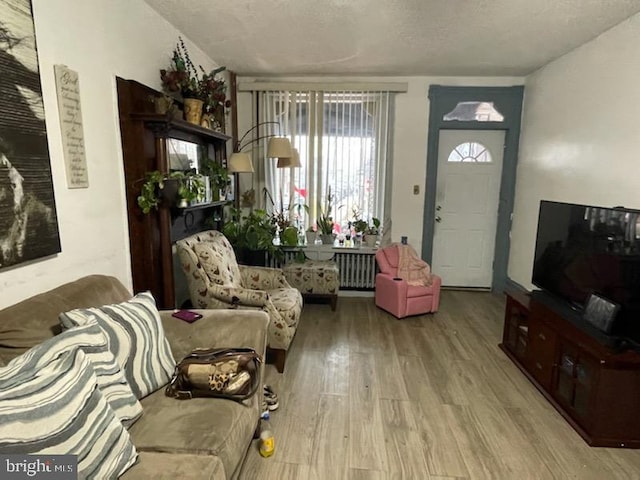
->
[183,347,261,363]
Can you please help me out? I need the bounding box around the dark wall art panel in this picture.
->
[0,0,61,270]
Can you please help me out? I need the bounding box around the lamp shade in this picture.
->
[267,137,293,159]
[228,152,254,173]
[277,148,301,168]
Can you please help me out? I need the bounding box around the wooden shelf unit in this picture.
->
[117,78,231,309]
[500,290,640,448]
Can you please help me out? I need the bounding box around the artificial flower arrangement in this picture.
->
[160,37,230,122]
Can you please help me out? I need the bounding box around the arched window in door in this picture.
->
[447,142,493,163]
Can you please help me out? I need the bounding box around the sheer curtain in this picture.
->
[259,90,392,234]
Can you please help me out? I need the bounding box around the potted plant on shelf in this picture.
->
[317,186,338,245]
[280,226,299,247]
[201,158,228,201]
[364,217,381,247]
[317,214,335,245]
[351,209,368,246]
[262,187,293,233]
[160,37,228,127]
[305,225,317,246]
[177,175,205,207]
[137,170,205,214]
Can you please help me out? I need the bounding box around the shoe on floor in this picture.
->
[263,385,279,411]
[263,385,278,402]
[265,397,279,411]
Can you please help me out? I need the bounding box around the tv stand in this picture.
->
[501,290,640,448]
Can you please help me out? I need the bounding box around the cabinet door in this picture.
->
[553,341,598,424]
[503,294,530,361]
[526,317,558,389]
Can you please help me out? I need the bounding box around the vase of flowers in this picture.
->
[160,37,229,127]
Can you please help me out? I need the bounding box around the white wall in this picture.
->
[237,75,523,253]
[0,0,220,308]
[508,13,640,289]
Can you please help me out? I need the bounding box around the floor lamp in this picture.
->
[230,121,294,207]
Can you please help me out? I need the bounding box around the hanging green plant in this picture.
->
[137,171,205,214]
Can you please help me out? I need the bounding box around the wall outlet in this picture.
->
[413,185,419,195]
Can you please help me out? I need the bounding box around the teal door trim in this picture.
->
[421,85,524,292]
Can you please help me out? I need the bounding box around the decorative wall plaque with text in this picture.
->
[54,64,89,188]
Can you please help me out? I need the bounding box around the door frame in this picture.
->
[421,85,524,292]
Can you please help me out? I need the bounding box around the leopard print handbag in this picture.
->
[165,347,262,401]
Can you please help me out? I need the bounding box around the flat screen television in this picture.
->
[532,200,640,347]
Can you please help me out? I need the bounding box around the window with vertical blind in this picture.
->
[260,90,392,233]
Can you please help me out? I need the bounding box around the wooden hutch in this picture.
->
[116,77,231,309]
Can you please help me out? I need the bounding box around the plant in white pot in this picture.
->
[364,217,381,247]
[316,187,339,245]
[305,225,317,246]
[351,208,369,246]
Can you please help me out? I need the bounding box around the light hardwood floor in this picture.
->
[239,291,640,479]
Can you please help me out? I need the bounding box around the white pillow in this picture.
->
[0,318,142,428]
[60,291,176,399]
[0,349,138,478]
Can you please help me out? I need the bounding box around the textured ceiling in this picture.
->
[144,0,640,76]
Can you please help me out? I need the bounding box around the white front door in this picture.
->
[431,130,505,288]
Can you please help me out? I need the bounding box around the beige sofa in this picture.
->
[0,275,268,480]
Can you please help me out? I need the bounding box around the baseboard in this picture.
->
[338,290,375,298]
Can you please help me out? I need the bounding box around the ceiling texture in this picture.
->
[144,0,640,76]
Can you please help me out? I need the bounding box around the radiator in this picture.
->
[335,251,377,290]
[267,249,378,290]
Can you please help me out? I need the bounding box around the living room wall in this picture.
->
[508,12,640,289]
[236,75,523,254]
[0,0,219,309]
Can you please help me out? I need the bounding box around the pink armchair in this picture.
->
[375,244,441,318]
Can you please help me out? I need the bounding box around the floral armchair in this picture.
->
[176,230,302,372]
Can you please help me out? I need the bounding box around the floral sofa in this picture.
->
[176,230,303,372]
[0,275,269,479]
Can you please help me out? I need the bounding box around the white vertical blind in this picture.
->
[259,90,392,233]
